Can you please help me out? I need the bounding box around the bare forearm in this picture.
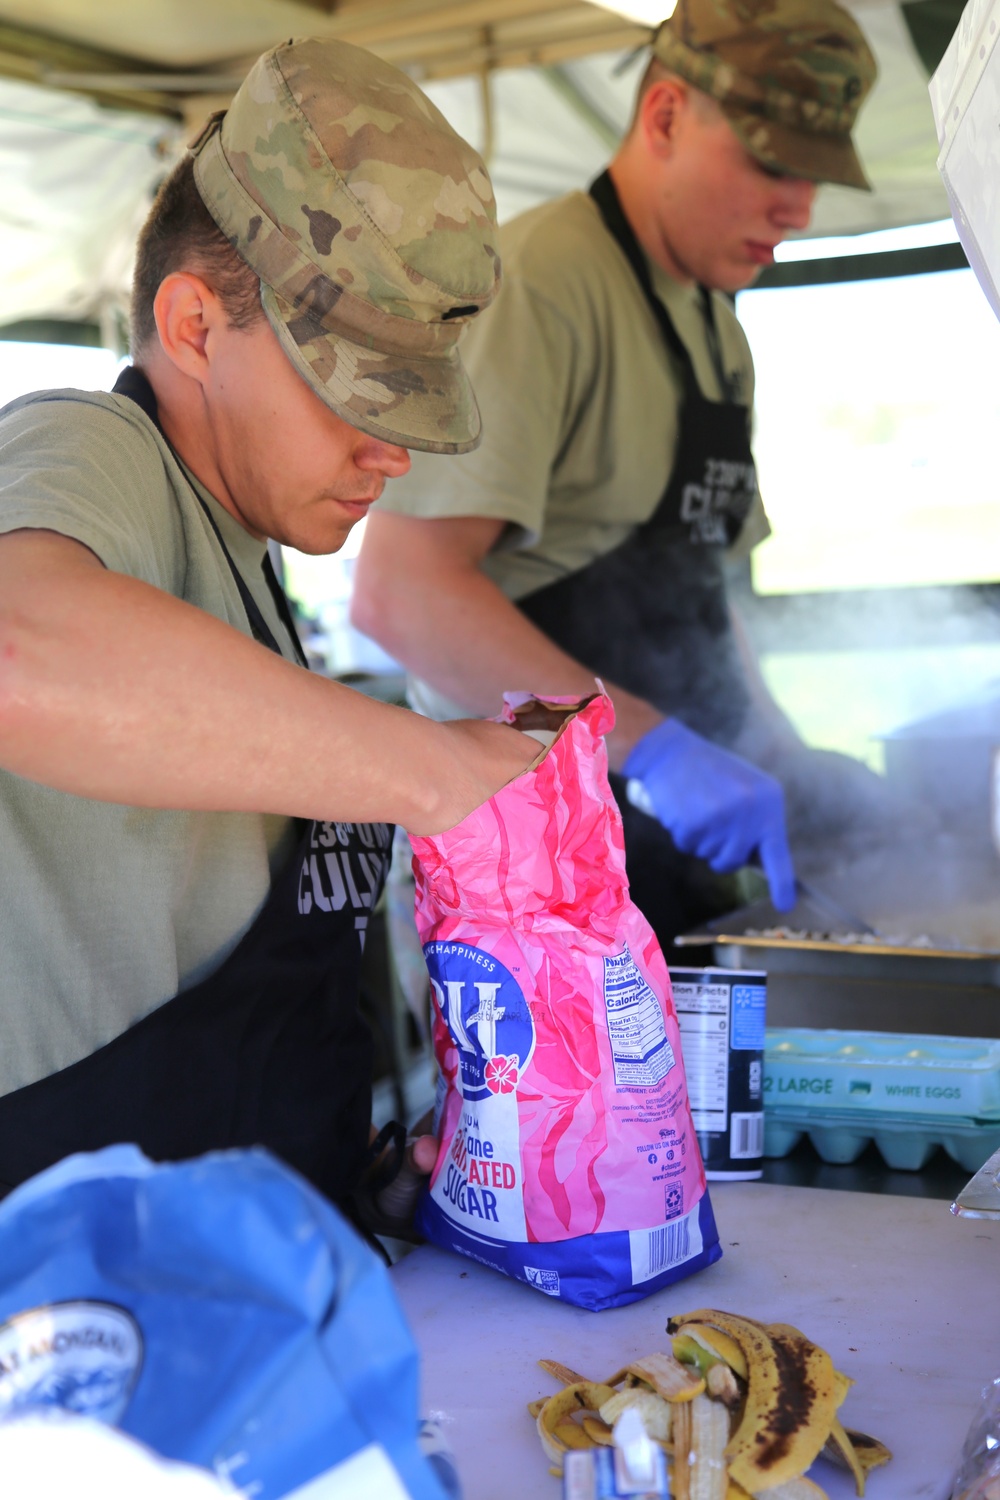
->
[0,532,535,833]
[352,513,663,769]
[361,549,598,714]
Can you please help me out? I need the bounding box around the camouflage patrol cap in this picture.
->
[652,0,877,190]
[190,37,500,453]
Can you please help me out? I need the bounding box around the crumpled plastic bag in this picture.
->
[929,0,1000,325]
[950,1374,1000,1499]
[410,692,721,1311]
[0,1145,449,1500]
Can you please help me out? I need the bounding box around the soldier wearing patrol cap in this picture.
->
[0,37,536,1214]
[354,0,890,946]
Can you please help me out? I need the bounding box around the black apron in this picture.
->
[518,172,758,943]
[0,368,390,1211]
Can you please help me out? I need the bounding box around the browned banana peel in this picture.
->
[821,1425,893,1492]
[530,1313,890,1495]
[842,1430,892,1476]
[671,1310,838,1492]
[824,1416,866,1495]
[538,1357,588,1387]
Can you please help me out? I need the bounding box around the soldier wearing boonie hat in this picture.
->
[190,36,500,454]
[0,36,535,1225]
[651,0,877,189]
[355,1,899,953]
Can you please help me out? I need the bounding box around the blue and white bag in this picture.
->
[0,1145,450,1500]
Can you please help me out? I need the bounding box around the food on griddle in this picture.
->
[744,926,935,948]
[529,1307,891,1497]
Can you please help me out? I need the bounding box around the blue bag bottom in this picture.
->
[416,1191,721,1311]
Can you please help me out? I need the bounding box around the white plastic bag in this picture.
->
[950,1375,1000,1499]
[0,1414,233,1500]
[929,0,1000,321]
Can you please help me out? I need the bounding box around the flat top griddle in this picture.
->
[674,889,1000,962]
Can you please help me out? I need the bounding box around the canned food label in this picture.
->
[670,968,767,1178]
[671,979,732,1131]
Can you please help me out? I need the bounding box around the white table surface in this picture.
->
[393,1182,1000,1500]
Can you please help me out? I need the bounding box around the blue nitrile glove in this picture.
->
[622,718,796,911]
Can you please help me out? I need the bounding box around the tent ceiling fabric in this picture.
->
[0,0,961,333]
[0,1,646,88]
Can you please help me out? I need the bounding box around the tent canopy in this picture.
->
[0,0,966,335]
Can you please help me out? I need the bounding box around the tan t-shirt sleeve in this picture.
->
[379,271,582,549]
[0,393,182,589]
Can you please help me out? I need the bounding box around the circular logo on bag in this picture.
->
[0,1301,143,1423]
[424,942,534,1102]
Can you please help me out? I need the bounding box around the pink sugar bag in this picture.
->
[410,692,720,1310]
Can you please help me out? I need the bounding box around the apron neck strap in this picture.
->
[113,365,308,667]
[588,170,738,403]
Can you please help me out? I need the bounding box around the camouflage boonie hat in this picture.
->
[652,0,877,190]
[190,37,500,453]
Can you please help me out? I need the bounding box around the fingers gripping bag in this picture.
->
[410,692,721,1311]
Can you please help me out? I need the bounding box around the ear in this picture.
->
[639,76,690,161]
[152,272,226,387]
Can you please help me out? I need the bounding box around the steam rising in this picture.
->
[728,576,1000,951]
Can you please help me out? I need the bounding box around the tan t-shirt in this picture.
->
[0,387,300,1094]
[377,190,769,720]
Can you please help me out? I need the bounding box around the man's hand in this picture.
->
[622,718,796,910]
[357,1118,438,1244]
[373,1133,437,1223]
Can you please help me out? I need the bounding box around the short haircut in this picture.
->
[129,152,263,356]
[628,57,721,133]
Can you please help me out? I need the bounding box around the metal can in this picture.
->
[669,967,767,1181]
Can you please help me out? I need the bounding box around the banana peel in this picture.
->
[822,1425,892,1491]
[768,1324,853,1416]
[671,1310,839,1492]
[845,1430,892,1476]
[538,1357,589,1386]
[628,1351,706,1402]
[531,1313,889,1496]
[534,1381,617,1464]
[675,1323,750,1381]
[581,1415,615,1447]
[690,1390,731,1500]
[600,1388,673,1442]
[674,1397,693,1500]
[824,1416,866,1495]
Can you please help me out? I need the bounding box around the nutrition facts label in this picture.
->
[603,948,675,1088]
[672,978,731,1130]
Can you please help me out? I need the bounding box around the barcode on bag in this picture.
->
[630,1205,703,1284]
[730,1112,764,1159]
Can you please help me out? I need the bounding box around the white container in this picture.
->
[930,0,1000,322]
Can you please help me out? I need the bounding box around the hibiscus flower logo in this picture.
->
[484,1054,519,1095]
